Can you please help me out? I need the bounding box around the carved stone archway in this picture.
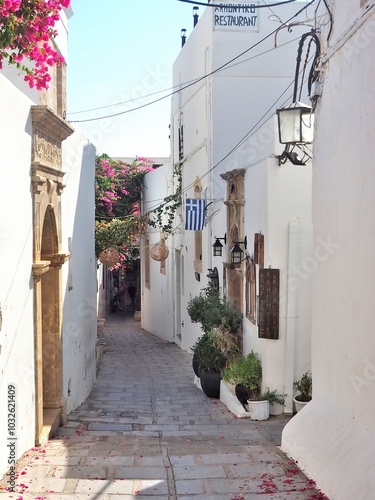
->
[31,105,73,445]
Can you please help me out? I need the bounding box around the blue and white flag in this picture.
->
[185,198,206,231]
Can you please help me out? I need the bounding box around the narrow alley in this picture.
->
[1,313,326,499]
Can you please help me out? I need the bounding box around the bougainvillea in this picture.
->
[95,154,154,268]
[0,0,71,89]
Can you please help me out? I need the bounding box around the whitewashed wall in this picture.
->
[61,131,97,415]
[141,164,176,344]
[0,74,36,478]
[170,1,314,356]
[282,4,375,499]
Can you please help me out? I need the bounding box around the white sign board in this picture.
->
[213,2,259,31]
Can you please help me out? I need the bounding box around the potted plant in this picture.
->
[293,371,312,412]
[187,284,242,335]
[263,388,287,416]
[188,285,242,398]
[191,330,226,398]
[222,351,269,420]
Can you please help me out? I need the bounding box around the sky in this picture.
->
[66,0,202,159]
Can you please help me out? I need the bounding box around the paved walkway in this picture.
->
[1,312,327,499]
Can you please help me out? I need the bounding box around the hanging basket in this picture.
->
[99,247,120,267]
[150,241,169,261]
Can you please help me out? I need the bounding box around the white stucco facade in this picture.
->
[61,132,97,415]
[0,73,36,478]
[142,1,316,404]
[281,3,375,498]
[0,7,97,479]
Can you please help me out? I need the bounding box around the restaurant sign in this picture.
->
[213,2,259,32]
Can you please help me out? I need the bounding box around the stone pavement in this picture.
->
[0,312,328,500]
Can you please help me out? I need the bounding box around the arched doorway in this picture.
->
[41,207,62,418]
[31,105,73,445]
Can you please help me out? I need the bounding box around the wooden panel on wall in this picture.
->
[254,232,264,268]
[258,268,279,340]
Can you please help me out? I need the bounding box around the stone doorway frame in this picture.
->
[31,105,73,445]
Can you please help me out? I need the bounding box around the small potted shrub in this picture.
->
[188,285,242,400]
[263,388,287,416]
[222,351,269,420]
[293,371,312,412]
[191,330,226,399]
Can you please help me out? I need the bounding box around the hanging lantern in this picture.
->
[150,241,169,261]
[99,247,120,267]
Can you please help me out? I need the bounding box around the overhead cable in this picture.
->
[70,0,316,123]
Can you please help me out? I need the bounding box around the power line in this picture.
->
[68,36,300,117]
[70,0,316,124]
[177,0,297,8]
[143,69,310,216]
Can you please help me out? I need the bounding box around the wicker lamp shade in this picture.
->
[150,241,169,261]
[99,247,120,267]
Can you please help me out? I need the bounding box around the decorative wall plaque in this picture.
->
[258,268,279,339]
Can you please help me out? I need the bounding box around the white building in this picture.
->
[142,0,317,410]
[0,6,97,478]
[282,3,375,498]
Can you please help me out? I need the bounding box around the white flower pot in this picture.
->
[269,402,285,416]
[247,399,269,421]
[293,396,309,413]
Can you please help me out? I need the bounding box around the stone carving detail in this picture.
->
[34,128,62,167]
[32,175,47,195]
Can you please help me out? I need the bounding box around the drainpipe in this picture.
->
[284,219,299,414]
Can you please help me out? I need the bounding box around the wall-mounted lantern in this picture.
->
[212,234,227,257]
[276,102,314,145]
[230,236,247,265]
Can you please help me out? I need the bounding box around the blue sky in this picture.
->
[67,0,201,159]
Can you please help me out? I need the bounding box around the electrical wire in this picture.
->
[322,0,333,41]
[143,68,311,216]
[113,63,312,218]
[71,0,317,123]
[177,0,297,8]
[69,36,301,117]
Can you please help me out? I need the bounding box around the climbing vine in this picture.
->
[147,162,182,235]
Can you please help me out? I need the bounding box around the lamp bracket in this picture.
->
[214,233,227,244]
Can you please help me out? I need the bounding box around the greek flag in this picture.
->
[185,199,206,231]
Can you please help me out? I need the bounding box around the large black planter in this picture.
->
[200,370,221,399]
[235,384,250,406]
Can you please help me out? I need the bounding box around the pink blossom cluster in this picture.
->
[0,0,71,89]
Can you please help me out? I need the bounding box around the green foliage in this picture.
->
[187,285,242,334]
[191,332,227,374]
[95,217,147,257]
[293,371,312,402]
[95,154,152,266]
[263,388,287,406]
[222,351,262,400]
[147,162,182,235]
